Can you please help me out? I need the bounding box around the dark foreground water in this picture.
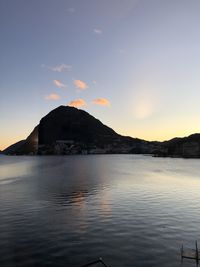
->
[0,155,200,267]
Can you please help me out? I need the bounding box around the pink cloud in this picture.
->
[68,99,87,108]
[92,98,110,106]
[45,93,60,100]
[53,79,66,88]
[74,79,88,90]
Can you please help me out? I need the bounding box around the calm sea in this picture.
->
[0,155,200,267]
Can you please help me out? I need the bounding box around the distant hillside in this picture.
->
[3,140,26,155]
[3,106,156,155]
[155,133,200,158]
[3,126,38,155]
[3,106,200,157]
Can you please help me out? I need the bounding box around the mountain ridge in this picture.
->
[3,106,200,158]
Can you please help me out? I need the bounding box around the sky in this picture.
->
[1,0,200,150]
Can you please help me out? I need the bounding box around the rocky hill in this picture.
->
[3,126,38,155]
[3,106,156,155]
[3,140,26,155]
[3,106,200,157]
[39,106,119,146]
[38,106,155,155]
[155,133,200,158]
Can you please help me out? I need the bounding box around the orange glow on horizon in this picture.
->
[0,135,26,151]
[1,113,200,151]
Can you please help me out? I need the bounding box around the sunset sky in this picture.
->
[1,0,200,150]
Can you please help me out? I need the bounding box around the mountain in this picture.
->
[3,106,200,157]
[3,126,38,155]
[38,106,154,155]
[39,106,119,146]
[154,133,200,158]
[3,106,156,155]
[3,140,26,155]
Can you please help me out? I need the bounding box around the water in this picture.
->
[0,155,200,267]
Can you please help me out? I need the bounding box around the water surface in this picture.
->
[0,155,200,267]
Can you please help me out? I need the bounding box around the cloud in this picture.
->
[92,98,110,106]
[50,64,71,72]
[68,99,86,108]
[42,64,71,72]
[94,28,102,34]
[45,93,60,100]
[53,79,66,88]
[74,79,88,90]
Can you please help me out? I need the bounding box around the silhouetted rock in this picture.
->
[4,106,156,155]
[38,106,153,154]
[4,106,200,157]
[39,106,119,146]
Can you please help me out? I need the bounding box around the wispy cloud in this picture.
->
[74,79,88,90]
[50,64,71,72]
[68,99,86,108]
[42,64,71,72]
[45,93,60,100]
[94,28,102,34]
[92,98,110,106]
[53,79,66,88]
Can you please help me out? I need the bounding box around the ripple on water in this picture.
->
[1,155,200,267]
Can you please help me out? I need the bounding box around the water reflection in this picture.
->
[0,156,38,183]
[1,155,200,267]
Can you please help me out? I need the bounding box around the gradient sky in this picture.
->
[1,0,200,150]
